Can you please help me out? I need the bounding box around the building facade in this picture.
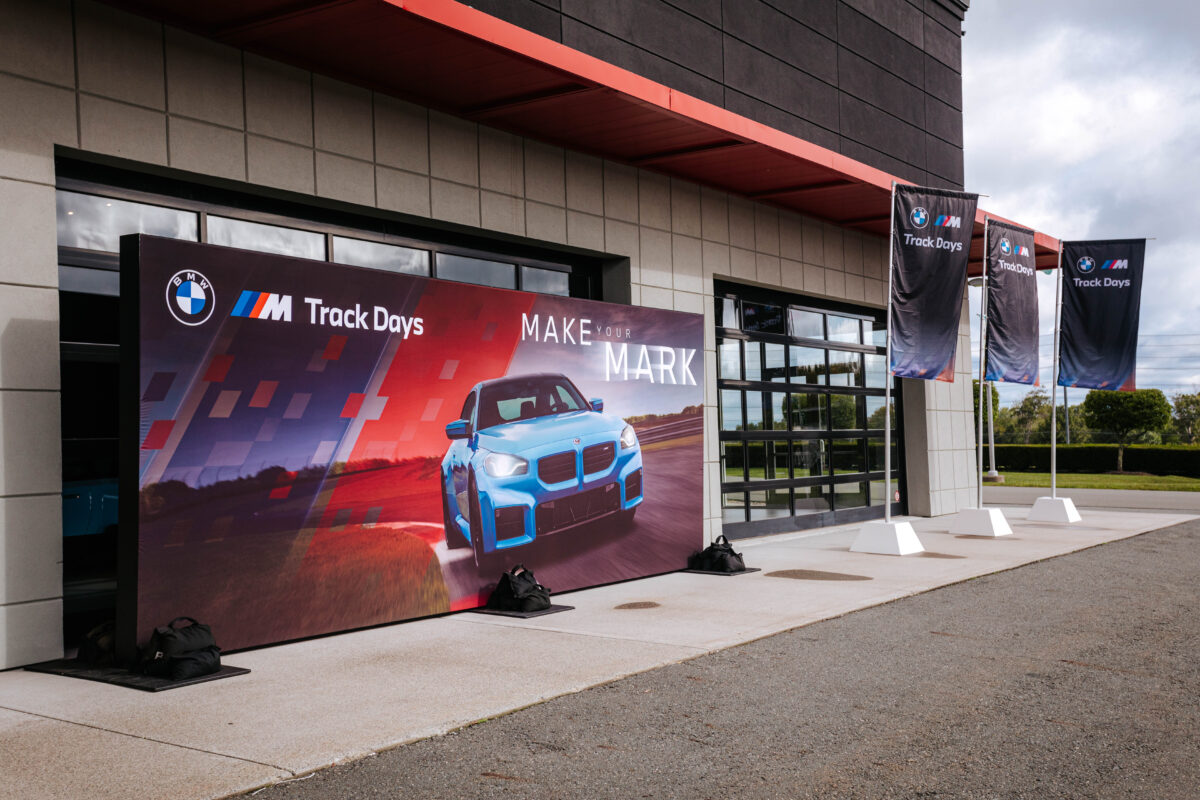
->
[0,0,989,668]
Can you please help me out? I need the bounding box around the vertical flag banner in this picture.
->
[1059,239,1146,390]
[984,221,1039,384]
[890,185,979,381]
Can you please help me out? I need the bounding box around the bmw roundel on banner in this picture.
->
[890,185,980,381]
[1058,239,1146,391]
[984,221,1039,385]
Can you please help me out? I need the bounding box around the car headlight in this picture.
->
[483,452,529,477]
[620,424,638,450]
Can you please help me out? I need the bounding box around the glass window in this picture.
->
[721,441,745,482]
[831,439,865,474]
[719,390,743,431]
[865,397,894,429]
[834,481,870,510]
[788,393,824,431]
[764,343,787,383]
[718,339,741,380]
[827,314,862,344]
[520,266,570,295]
[57,190,198,252]
[742,301,785,334]
[791,440,826,478]
[746,440,790,482]
[765,392,789,431]
[334,236,429,275]
[769,440,791,480]
[871,477,899,506]
[723,492,747,523]
[793,484,831,515]
[744,391,764,430]
[208,216,325,260]
[789,346,826,385]
[865,354,887,388]
[788,308,824,340]
[58,265,120,296]
[749,488,791,520]
[830,394,863,430]
[743,341,762,382]
[868,437,899,473]
[437,254,516,289]
[829,352,863,387]
[867,317,887,347]
[716,297,738,328]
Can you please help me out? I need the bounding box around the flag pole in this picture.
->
[850,182,922,554]
[1028,243,1079,522]
[1050,245,1063,499]
[950,218,1012,536]
[976,216,989,509]
[884,180,896,524]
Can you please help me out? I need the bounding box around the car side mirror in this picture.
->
[445,419,472,440]
[590,398,604,412]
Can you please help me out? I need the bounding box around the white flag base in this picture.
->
[850,520,924,555]
[949,507,1013,537]
[1027,496,1082,523]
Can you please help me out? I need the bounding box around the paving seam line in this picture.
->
[0,704,295,776]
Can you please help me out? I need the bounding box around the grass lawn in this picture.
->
[998,472,1200,492]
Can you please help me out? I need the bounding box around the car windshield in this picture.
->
[476,376,587,430]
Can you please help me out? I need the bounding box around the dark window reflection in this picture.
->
[835,481,870,509]
[520,266,570,296]
[792,440,826,477]
[831,439,865,474]
[788,393,824,431]
[749,488,791,520]
[742,301,785,333]
[830,394,863,430]
[437,254,516,289]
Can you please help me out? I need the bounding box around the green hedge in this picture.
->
[993,445,1200,477]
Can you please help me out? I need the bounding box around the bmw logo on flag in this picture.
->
[1077,256,1096,274]
[166,269,216,326]
[909,206,929,229]
[999,238,1012,255]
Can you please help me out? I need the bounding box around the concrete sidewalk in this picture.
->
[983,486,1200,511]
[0,506,1193,800]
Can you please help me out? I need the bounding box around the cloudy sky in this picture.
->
[961,0,1200,406]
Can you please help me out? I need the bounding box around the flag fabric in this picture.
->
[890,185,979,381]
[1058,239,1146,391]
[984,220,1039,384]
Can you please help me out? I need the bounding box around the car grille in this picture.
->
[535,483,620,536]
[582,442,615,474]
[493,506,526,541]
[625,468,642,502]
[538,451,577,483]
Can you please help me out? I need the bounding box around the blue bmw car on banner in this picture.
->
[441,373,644,568]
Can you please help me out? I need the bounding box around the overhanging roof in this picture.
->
[103,0,1060,274]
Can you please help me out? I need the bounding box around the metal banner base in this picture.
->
[1028,496,1082,523]
[850,520,924,555]
[950,507,1013,537]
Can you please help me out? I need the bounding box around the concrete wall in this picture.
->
[465,0,967,189]
[0,0,975,668]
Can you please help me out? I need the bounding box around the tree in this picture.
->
[1011,389,1050,444]
[1081,389,1172,472]
[1172,392,1200,444]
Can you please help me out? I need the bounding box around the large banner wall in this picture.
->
[984,220,1039,384]
[890,185,979,381]
[1058,239,1146,390]
[119,236,704,654]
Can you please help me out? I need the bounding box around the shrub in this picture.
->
[991,444,1200,477]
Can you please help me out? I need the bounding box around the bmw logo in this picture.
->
[166,269,216,326]
[1077,256,1096,274]
[999,238,1011,255]
[910,206,929,229]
